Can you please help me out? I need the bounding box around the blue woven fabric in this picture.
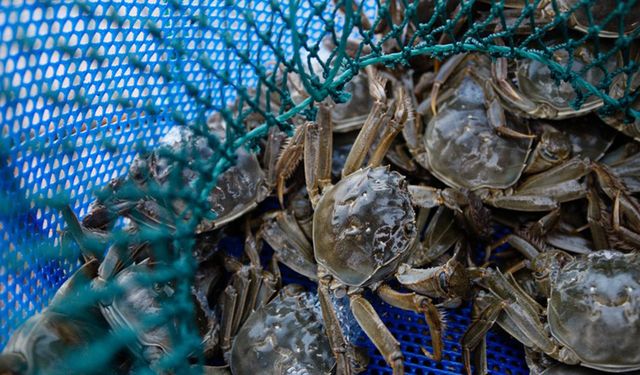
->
[0,0,529,373]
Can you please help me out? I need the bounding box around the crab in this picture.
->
[602,70,640,141]
[230,284,356,375]
[217,221,282,359]
[600,141,640,194]
[64,204,232,367]
[586,162,640,250]
[81,118,284,238]
[406,53,592,213]
[0,259,130,375]
[264,75,477,373]
[83,238,226,372]
[490,34,621,120]
[463,247,640,374]
[479,0,640,38]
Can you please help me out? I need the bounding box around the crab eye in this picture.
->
[541,146,561,162]
[438,271,448,291]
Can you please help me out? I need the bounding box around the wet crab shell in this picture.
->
[0,261,120,375]
[150,125,268,232]
[422,59,533,190]
[2,311,112,375]
[495,37,620,120]
[98,260,174,362]
[554,0,640,38]
[538,364,633,375]
[548,250,640,372]
[230,285,334,375]
[313,166,417,287]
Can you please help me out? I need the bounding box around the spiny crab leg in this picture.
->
[275,124,305,205]
[376,284,444,362]
[342,71,390,177]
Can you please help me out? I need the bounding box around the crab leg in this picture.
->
[486,157,591,211]
[376,284,444,362]
[485,194,558,212]
[260,211,318,280]
[304,103,333,205]
[263,126,287,191]
[474,333,488,375]
[586,180,612,250]
[491,52,539,115]
[275,124,305,204]
[593,162,640,230]
[408,185,445,208]
[487,234,541,261]
[368,86,410,167]
[485,91,534,140]
[349,293,404,375]
[60,205,108,261]
[342,72,390,177]
[229,269,251,337]
[244,220,261,266]
[612,194,640,247]
[517,157,590,195]
[478,270,544,317]
[254,272,278,308]
[220,285,238,353]
[408,206,461,267]
[82,199,137,230]
[429,53,467,115]
[317,276,355,375]
[461,299,506,375]
[241,267,263,323]
[268,256,282,290]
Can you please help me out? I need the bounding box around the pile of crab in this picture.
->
[2,1,640,374]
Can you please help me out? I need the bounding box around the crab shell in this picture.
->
[151,125,268,233]
[313,166,417,287]
[539,364,619,375]
[422,59,533,190]
[495,37,621,120]
[98,260,174,362]
[554,0,640,38]
[548,250,640,372]
[0,260,117,375]
[230,285,334,375]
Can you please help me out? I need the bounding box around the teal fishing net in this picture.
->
[0,0,638,373]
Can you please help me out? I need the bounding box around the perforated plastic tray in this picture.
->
[0,0,528,373]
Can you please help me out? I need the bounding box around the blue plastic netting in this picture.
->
[0,0,334,344]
